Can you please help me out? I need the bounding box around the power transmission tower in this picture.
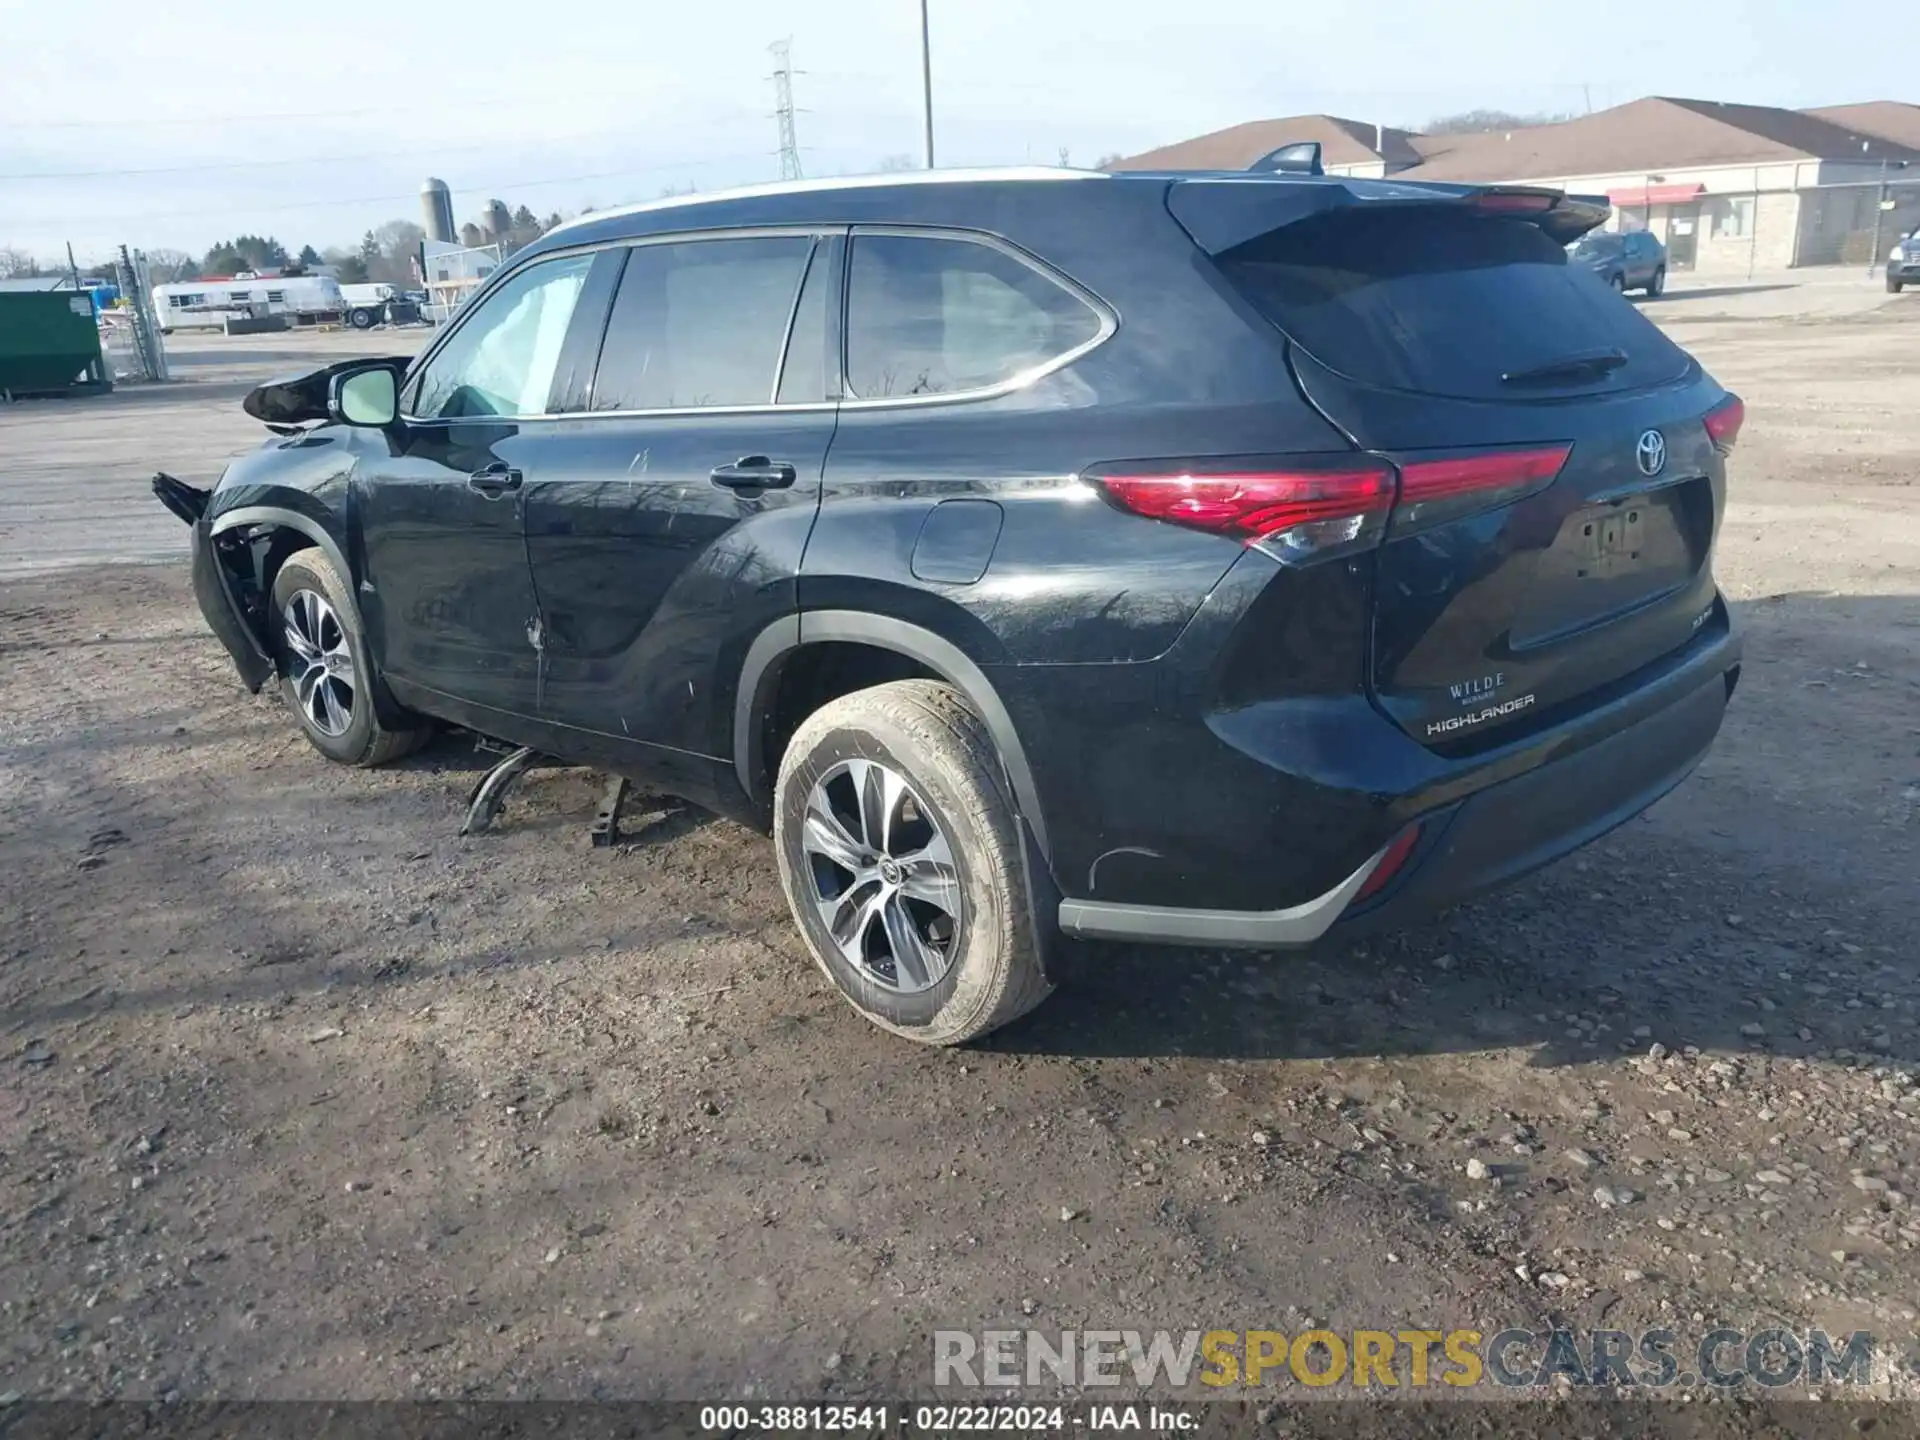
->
[770,39,803,181]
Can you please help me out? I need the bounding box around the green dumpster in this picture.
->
[0,291,111,396]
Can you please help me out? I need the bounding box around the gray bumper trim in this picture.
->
[1055,838,1392,948]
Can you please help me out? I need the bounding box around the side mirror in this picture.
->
[330,365,399,427]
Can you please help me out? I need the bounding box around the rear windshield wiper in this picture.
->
[1501,349,1629,387]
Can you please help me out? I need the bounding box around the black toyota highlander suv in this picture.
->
[161,165,1744,1045]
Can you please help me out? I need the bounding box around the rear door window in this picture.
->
[775,242,833,405]
[590,236,815,411]
[844,231,1103,400]
[1219,207,1690,400]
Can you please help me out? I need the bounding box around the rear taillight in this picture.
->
[1352,823,1422,904]
[1470,191,1557,214]
[1091,460,1395,563]
[1091,445,1573,562]
[1703,394,1744,452]
[1393,443,1572,535]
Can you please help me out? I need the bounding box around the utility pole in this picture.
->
[1868,159,1906,276]
[918,0,935,169]
[770,38,803,182]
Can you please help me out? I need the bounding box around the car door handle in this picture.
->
[710,456,797,491]
[468,463,523,498]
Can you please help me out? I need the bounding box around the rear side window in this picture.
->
[591,236,814,411]
[1219,208,1689,400]
[844,232,1102,399]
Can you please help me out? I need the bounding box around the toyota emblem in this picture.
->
[1635,429,1667,477]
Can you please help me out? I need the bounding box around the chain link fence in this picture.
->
[1612,176,1920,278]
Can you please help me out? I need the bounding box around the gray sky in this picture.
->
[1,0,1903,264]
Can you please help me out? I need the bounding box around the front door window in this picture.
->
[410,253,595,419]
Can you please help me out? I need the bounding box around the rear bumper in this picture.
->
[1332,658,1730,936]
[1055,620,1739,948]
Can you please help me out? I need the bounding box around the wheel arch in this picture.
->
[207,504,413,729]
[736,611,1052,865]
[209,504,354,591]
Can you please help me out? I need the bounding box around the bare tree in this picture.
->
[143,248,197,283]
[322,246,368,285]
[1094,152,1125,169]
[367,220,426,286]
[875,153,918,172]
[0,247,42,279]
[1423,108,1575,135]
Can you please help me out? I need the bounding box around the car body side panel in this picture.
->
[800,186,1358,666]
[352,421,548,712]
[202,429,359,554]
[521,421,831,764]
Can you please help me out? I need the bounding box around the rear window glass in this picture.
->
[1218,208,1689,400]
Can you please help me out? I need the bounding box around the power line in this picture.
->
[1,128,765,183]
[46,152,778,228]
[0,97,765,133]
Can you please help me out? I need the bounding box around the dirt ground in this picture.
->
[1,282,1918,1404]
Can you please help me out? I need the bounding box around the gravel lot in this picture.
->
[1,280,1917,1404]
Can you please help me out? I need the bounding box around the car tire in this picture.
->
[773,679,1052,1046]
[1645,266,1666,298]
[1889,275,1904,294]
[269,548,431,767]
[348,306,379,329]
[1609,273,1627,293]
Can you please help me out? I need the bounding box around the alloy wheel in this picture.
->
[799,758,963,993]
[281,589,356,738]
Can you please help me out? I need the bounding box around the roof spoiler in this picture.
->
[1168,175,1613,253]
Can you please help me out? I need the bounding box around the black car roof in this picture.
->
[519,167,1137,256]
[510,165,1612,267]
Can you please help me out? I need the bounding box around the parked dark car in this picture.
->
[1888,229,1920,292]
[1568,228,1668,296]
[160,167,1743,1045]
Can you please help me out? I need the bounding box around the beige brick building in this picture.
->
[1115,98,1920,278]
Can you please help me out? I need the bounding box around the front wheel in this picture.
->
[1645,266,1666,297]
[1609,272,1627,293]
[773,680,1052,1046]
[1889,275,1905,294]
[270,549,431,766]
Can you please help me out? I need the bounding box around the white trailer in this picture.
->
[153,274,347,333]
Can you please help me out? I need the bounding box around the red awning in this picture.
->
[1605,182,1706,207]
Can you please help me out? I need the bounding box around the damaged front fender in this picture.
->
[190,515,276,693]
[158,473,276,693]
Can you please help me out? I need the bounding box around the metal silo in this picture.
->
[420,178,456,244]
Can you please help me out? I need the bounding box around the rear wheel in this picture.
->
[773,680,1051,1046]
[269,549,430,767]
[347,306,377,329]
[1645,266,1666,298]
